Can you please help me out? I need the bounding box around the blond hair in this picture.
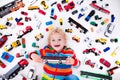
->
[48,27,67,44]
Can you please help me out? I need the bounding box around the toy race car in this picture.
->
[100,58,111,68]
[41,56,67,64]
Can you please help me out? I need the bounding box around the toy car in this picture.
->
[115,60,120,66]
[61,0,68,4]
[72,35,80,42]
[35,33,44,41]
[41,0,48,10]
[95,38,107,45]
[64,1,75,11]
[59,18,63,25]
[100,58,111,68]
[72,10,78,15]
[1,52,14,63]
[104,23,115,37]
[65,29,72,33]
[50,8,55,16]
[17,26,33,38]
[85,10,95,22]
[27,66,35,79]
[0,60,6,68]
[4,40,21,52]
[3,59,29,79]
[0,34,12,48]
[4,44,13,52]
[57,3,63,12]
[85,59,95,68]
[11,40,21,48]
[110,38,118,43]
[0,24,7,30]
[28,6,39,10]
[38,9,46,15]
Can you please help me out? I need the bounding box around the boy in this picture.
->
[29,27,81,80]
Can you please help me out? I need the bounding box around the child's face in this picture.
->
[50,33,66,52]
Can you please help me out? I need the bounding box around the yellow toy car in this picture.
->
[35,33,44,41]
[28,6,39,10]
[0,24,7,30]
[95,38,107,45]
[11,40,21,48]
[59,18,63,25]
[41,1,49,10]
[115,60,120,66]
[72,35,80,42]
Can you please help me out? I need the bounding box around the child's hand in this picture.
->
[65,57,75,65]
[31,53,43,63]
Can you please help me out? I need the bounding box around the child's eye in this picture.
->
[52,39,55,41]
[58,39,61,41]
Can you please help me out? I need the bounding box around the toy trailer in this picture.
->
[68,17,88,34]
[3,59,29,79]
[0,0,24,18]
[80,71,112,80]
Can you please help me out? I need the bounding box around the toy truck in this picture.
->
[3,59,29,79]
[17,26,33,38]
[80,71,112,80]
[68,17,88,34]
[0,0,25,18]
[41,56,67,64]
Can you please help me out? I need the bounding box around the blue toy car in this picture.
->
[1,52,14,62]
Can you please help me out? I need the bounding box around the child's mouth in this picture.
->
[54,45,60,47]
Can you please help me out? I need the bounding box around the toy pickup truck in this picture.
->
[41,56,67,64]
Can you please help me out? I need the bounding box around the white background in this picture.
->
[0,0,120,80]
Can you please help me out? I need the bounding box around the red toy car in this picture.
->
[38,9,46,15]
[57,3,63,12]
[17,26,33,38]
[100,58,111,68]
[64,1,75,11]
[85,59,95,68]
[0,60,6,68]
[0,34,12,48]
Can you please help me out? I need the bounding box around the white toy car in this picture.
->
[27,66,35,79]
